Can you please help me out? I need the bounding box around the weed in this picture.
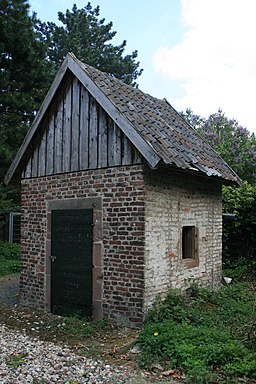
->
[32,378,46,384]
[137,283,256,382]
[144,289,188,324]
[6,352,27,368]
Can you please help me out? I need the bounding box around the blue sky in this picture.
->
[29,0,256,133]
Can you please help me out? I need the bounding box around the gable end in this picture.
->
[21,73,143,179]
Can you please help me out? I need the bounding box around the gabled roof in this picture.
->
[5,53,241,185]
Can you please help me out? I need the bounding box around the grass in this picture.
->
[0,241,20,276]
[137,282,256,383]
[34,313,110,338]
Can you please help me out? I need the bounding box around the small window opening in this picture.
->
[182,226,198,259]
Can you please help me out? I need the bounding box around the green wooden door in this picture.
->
[51,209,93,318]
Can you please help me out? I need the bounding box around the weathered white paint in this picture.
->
[143,171,222,312]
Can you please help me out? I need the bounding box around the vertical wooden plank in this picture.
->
[79,86,89,170]
[46,115,54,175]
[55,99,63,174]
[70,78,80,172]
[31,144,38,177]
[25,157,32,178]
[132,147,142,164]
[107,117,115,166]
[113,123,122,165]
[98,107,108,168]
[38,129,46,176]
[88,96,98,169]
[62,84,72,173]
[122,133,132,165]
[107,119,121,166]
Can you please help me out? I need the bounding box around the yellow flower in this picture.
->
[153,332,159,336]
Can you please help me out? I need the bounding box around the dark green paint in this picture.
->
[51,209,93,318]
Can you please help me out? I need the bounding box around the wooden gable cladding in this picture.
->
[23,73,142,179]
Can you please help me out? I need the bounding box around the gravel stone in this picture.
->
[0,324,129,383]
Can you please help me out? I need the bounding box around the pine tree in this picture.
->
[39,3,143,86]
[0,0,52,200]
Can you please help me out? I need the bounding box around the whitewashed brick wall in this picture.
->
[143,170,223,312]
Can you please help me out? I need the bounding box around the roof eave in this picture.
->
[159,162,242,186]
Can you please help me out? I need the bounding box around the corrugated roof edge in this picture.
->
[162,98,242,186]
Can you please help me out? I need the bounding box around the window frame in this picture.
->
[181,225,199,268]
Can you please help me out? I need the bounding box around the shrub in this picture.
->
[0,241,20,276]
[222,183,256,281]
[0,241,20,260]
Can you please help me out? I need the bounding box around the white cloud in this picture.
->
[154,0,256,132]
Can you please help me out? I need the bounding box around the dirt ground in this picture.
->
[0,274,184,383]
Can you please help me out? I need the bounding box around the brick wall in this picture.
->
[20,163,223,326]
[20,164,145,327]
[143,169,223,312]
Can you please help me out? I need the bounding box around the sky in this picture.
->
[29,0,256,133]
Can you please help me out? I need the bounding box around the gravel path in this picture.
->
[0,275,19,305]
[0,276,181,383]
[0,276,133,383]
[0,324,130,383]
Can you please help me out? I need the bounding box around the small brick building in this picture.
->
[5,53,240,327]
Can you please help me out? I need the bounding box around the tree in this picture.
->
[183,109,256,184]
[38,3,143,86]
[0,0,52,200]
[182,109,256,274]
